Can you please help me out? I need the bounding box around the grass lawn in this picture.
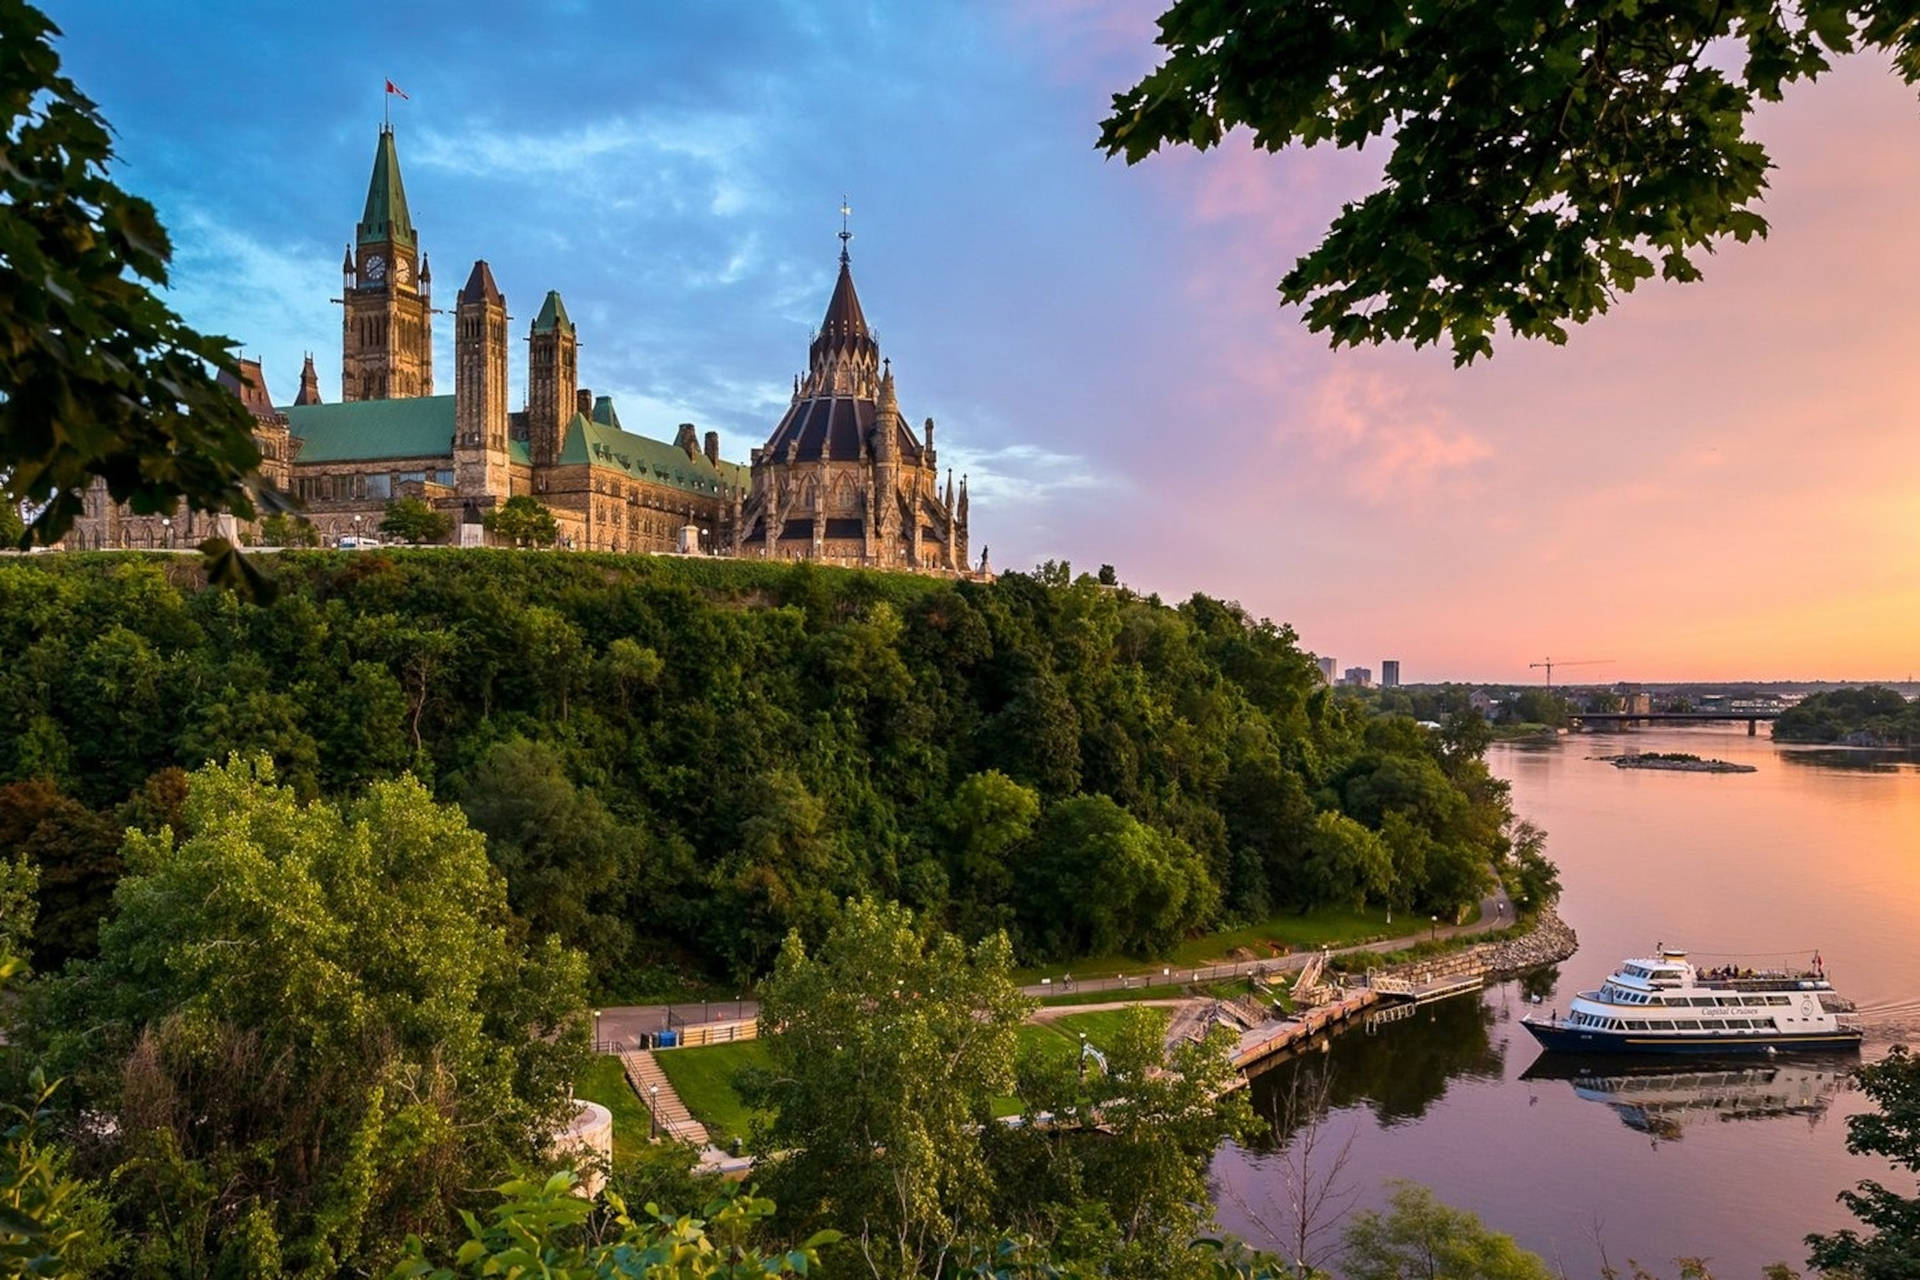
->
[1013,905,1422,986]
[653,1039,774,1151]
[574,1054,655,1166]
[1049,1007,1156,1048]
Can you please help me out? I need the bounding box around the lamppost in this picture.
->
[649,1085,659,1140]
[592,1008,601,1052]
[352,513,363,544]
[1430,915,1439,941]
[160,517,171,548]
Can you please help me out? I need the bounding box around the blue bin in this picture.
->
[656,1028,678,1048]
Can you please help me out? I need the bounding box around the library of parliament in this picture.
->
[70,126,976,572]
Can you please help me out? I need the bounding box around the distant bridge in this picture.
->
[1569,710,1782,735]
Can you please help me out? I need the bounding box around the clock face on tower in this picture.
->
[394,257,411,285]
[364,254,387,282]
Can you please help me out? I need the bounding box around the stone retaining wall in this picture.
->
[1370,907,1578,985]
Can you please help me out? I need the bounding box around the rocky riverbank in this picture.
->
[1366,907,1579,986]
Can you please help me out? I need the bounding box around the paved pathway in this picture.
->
[595,889,1513,1049]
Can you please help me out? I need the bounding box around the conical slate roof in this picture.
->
[531,290,573,335]
[357,125,416,248]
[459,260,503,305]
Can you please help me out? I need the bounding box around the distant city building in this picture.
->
[1381,660,1401,688]
[1622,691,1652,715]
[1469,689,1497,719]
[1342,666,1374,688]
[1317,656,1337,683]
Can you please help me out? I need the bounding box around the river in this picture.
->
[1210,723,1920,1277]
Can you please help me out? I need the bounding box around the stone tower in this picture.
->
[526,290,577,468]
[872,361,900,566]
[340,125,433,401]
[454,260,509,499]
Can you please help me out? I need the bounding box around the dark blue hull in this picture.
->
[1522,1019,1862,1055]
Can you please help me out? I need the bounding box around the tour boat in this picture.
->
[1522,948,1862,1054]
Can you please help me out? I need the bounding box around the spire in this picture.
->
[531,289,574,335]
[459,259,503,305]
[817,251,870,346]
[945,468,954,510]
[419,254,432,288]
[295,352,322,406]
[356,125,417,248]
[341,244,355,274]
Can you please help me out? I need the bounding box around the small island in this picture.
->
[1598,752,1756,773]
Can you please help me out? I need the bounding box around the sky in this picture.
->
[48,0,1920,683]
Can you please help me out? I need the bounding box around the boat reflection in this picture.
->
[1520,1055,1852,1143]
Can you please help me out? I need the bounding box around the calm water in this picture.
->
[1211,724,1920,1276]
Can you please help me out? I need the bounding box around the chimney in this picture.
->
[576,388,593,419]
[704,430,720,466]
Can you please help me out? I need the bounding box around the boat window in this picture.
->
[1716,996,1743,1006]
[1627,1020,1648,1030]
[1767,996,1791,1005]
[1673,1019,1701,1029]
[1689,997,1717,1007]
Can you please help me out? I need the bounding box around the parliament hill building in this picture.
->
[70,125,974,572]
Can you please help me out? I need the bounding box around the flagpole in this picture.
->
[384,78,389,130]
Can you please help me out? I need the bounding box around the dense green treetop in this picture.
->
[379,496,454,546]
[485,496,560,548]
[1807,1045,1920,1279]
[25,755,589,1275]
[0,553,1520,989]
[1344,1182,1554,1280]
[1099,0,1920,363]
[1773,686,1918,744]
[747,898,1030,1274]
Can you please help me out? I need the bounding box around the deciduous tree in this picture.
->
[1807,1044,1920,1279]
[377,496,453,545]
[746,898,1029,1275]
[1344,1182,1554,1280]
[29,755,589,1275]
[1098,0,1896,363]
[484,495,559,548]
[0,2,277,547]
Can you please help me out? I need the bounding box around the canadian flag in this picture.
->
[385,79,409,99]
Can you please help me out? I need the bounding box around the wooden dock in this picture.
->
[1368,971,1486,1004]
[1229,988,1380,1072]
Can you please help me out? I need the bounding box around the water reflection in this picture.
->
[1777,746,1920,774]
[1247,993,1505,1146]
[1518,1055,1853,1146]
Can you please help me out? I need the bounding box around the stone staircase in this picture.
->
[618,1049,711,1146]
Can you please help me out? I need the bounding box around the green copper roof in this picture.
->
[357,127,416,249]
[531,290,573,335]
[558,412,747,497]
[282,396,453,462]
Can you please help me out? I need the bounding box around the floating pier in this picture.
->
[1229,988,1381,1072]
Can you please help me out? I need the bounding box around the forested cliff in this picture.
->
[0,552,1514,988]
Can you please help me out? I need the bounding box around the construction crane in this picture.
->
[1528,657,1613,687]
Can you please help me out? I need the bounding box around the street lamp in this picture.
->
[592,1008,601,1052]
[649,1085,659,1140]
[1430,915,1439,941]
[160,517,171,548]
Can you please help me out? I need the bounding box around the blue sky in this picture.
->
[48,2,1920,679]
